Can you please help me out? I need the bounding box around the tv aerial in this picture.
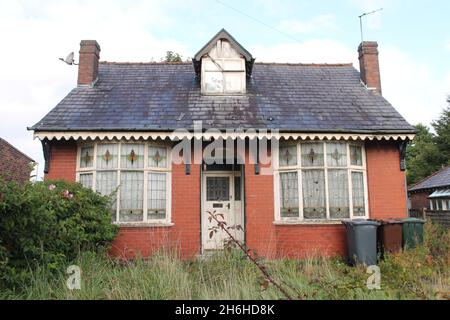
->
[359,8,383,42]
[59,52,78,65]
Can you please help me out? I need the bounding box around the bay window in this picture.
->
[76,141,171,224]
[275,141,368,221]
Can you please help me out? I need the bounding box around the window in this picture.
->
[76,142,171,223]
[276,141,368,221]
[201,39,246,95]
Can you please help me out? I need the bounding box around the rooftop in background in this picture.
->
[0,137,35,163]
[409,166,450,192]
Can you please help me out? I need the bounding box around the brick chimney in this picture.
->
[358,41,382,95]
[77,40,100,86]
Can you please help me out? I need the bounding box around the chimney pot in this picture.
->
[77,40,100,86]
[358,41,382,95]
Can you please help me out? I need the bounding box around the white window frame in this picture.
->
[75,140,172,225]
[273,141,369,222]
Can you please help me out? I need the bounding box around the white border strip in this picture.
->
[33,131,415,141]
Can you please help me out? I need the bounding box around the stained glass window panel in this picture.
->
[80,146,94,168]
[326,142,347,167]
[352,172,365,216]
[350,145,363,166]
[120,172,144,222]
[301,143,324,167]
[96,144,118,169]
[328,170,350,219]
[121,144,144,169]
[302,169,326,219]
[279,145,297,167]
[148,173,166,220]
[280,172,299,218]
[148,146,167,168]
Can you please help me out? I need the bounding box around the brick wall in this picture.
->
[45,140,77,182]
[0,138,34,184]
[44,139,408,259]
[365,141,408,219]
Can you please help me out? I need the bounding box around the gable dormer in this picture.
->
[193,29,255,95]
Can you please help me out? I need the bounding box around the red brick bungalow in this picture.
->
[29,29,415,259]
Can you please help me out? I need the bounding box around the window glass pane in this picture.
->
[96,171,118,220]
[148,173,166,220]
[148,146,167,168]
[121,144,144,169]
[352,172,365,216]
[328,170,350,219]
[120,172,144,222]
[80,146,94,168]
[224,72,244,93]
[206,177,229,201]
[326,142,347,167]
[96,144,118,169]
[280,172,299,218]
[279,144,297,167]
[234,176,241,201]
[350,145,363,166]
[301,143,324,167]
[302,170,326,219]
[79,173,93,189]
[204,72,223,93]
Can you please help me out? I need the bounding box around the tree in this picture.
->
[163,51,182,62]
[431,99,450,164]
[406,124,441,185]
[406,97,450,185]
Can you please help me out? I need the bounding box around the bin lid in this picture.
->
[341,219,381,226]
[379,219,404,225]
[401,218,426,223]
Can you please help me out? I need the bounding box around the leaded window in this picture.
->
[276,141,367,221]
[76,142,171,223]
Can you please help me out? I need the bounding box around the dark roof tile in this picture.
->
[30,62,415,133]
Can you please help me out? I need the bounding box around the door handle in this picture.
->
[226,203,231,209]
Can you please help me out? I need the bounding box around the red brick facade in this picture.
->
[44,139,408,259]
[0,137,34,184]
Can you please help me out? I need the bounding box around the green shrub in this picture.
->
[0,179,118,288]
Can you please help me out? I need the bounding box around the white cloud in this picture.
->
[379,45,450,127]
[0,0,189,179]
[251,38,450,130]
[277,14,336,35]
[250,39,356,64]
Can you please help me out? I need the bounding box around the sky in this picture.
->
[0,0,449,179]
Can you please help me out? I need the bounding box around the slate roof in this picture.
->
[30,62,415,133]
[409,166,450,191]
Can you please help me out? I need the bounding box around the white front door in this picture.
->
[202,172,244,250]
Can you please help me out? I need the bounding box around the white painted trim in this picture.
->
[75,140,173,225]
[273,141,369,222]
[34,131,415,142]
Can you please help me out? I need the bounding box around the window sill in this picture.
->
[273,220,344,226]
[114,222,174,228]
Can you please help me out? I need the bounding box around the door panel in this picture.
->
[203,173,244,250]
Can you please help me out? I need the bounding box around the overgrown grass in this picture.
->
[1,223,448,300]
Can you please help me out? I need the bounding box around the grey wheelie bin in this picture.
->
[342,219,381,266]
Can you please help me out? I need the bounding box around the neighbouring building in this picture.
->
[408,166,450,226]
[0,137,35,183]
[29,29,415,259]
